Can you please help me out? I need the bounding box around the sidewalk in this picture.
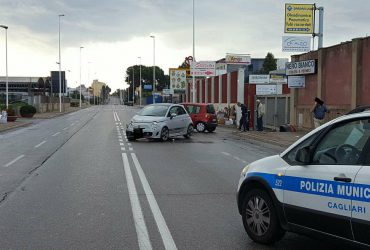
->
[219,124,307,148]
[0,108,82,133]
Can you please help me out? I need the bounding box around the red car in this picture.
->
[181,103,218,132]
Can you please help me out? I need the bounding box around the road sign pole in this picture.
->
[317,7,324,49]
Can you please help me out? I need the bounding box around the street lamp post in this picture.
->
[132,66,135,105]
[138,56,142,106]
[58,14,64,112]
[192,0,196,103]
[0,25,8,108]
[150,35,155,104]
[88,62,92,106]
[79,46,84,108]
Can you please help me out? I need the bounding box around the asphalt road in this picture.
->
[0,99,356,249]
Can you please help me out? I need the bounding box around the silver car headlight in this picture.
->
[241,165,250,177]
[151,121,158,130]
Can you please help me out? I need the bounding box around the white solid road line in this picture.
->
[113,112,117,122]
[115,112,121,122]
[52,132,61,137]
[131,153,178,250]
[63,127,69,131]
[121,153,153,250]
[221,152,231,156]
[4,155,25,168]
[35,140,47,148]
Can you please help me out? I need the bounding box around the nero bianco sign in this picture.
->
[288,76,305,88]
[249,75,270,84]
[190,61,216,77]
[286,60,316,75]
[282,36,311,52]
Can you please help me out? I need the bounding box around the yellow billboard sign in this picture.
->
[285,4,314,34]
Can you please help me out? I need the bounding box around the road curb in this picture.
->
[0,122,32,133]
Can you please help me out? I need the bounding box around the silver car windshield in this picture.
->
[138,105,169,117]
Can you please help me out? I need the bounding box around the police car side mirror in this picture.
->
[295,146,311,165]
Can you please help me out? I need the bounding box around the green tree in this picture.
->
[262,52,277,73]
[125,65,169,93]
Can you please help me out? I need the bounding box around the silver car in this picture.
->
[126,103,194,141]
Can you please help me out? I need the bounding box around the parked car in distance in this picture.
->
[126,103,194,141]
[181,103,217,132]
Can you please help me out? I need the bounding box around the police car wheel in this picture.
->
[242,189,285,244]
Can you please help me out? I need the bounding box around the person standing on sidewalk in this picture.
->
[237,102,249,132]
[256,99,265,131]
[311,97,329,128]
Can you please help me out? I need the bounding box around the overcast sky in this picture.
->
[0,0,369,91]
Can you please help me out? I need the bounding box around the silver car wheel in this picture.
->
[161,127,169,141]
[245,195,271,236]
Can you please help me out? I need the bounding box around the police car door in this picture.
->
[283,118,367,240]
[351,118,370,245]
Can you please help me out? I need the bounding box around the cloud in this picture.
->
[0,0,369,91]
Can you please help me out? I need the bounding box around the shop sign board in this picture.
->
[190,61,216,77]
[249,75,270,84]
[285,3,315,34]
[288,76,305,88]
[225,54,251,65]
[286,59,316,75]
[162,88,174,95]
[270,74,287,84]
[282,36,311,52]
[256,85,283,95]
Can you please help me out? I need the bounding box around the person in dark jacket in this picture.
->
[237,102,249,131]
[311,97,329,128]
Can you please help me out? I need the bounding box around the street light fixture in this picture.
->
[0,25,8,108]
[138,56,142,106]
[150,35,155,104]
[79,46,84,108]
[58,14,64,112]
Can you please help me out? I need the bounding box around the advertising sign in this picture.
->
[270,74,287,84]
[143,85,152,90]
[169,68,187,92]
[190,61,216,77]
[249,75,270,84]
[225,54,251,65]
[288,76,305,88]
[256,85,283,95]
[282,36,311,52]
[286,60,316,75]
[285,4,314,34]
[162,88,173,95]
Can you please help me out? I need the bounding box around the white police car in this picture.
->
[237,106,370,247]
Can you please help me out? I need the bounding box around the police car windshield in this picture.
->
[138,105,169,117]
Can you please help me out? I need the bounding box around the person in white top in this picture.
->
[256,99,265,131]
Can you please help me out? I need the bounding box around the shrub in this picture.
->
[6,106,15,116]
[20,105,36,115]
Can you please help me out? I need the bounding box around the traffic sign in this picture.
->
[190,61,216,77]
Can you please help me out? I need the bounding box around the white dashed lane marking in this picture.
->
[34,140,47,148]
[4,155,25,168]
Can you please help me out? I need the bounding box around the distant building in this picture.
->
[92,80,106,97]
